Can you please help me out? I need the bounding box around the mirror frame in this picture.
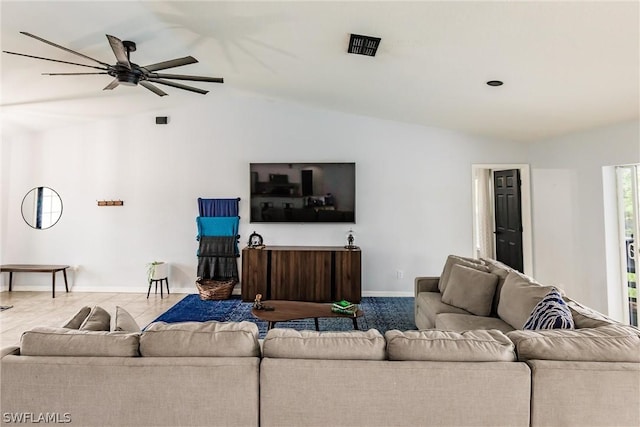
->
[21,186,63,230]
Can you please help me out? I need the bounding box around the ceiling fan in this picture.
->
[2,32,224,96]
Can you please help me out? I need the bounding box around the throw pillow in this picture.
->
[497,271,557,329]
[523,288,574,330]
[61,306,91,329]
[79,306,111,331]
[438,255,489,294]
[441,264,499,316]
[112,306,140,332]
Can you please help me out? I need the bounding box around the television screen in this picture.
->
[250,162,356,223]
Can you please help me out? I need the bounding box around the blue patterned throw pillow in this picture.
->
[523,288,574,330]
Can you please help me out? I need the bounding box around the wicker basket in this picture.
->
[196,278,236,300]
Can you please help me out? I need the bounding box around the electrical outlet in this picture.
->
[396,270,404,279]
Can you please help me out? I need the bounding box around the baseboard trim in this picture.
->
[362,291,413,297]
[0,286,412,298]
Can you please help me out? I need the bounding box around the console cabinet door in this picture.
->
[335,250,361,302]
[241,249,268,300]
[271,250,332,301]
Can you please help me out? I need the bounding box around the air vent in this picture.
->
[348,34,381,57]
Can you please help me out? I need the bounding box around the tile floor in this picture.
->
[0,291,186,348]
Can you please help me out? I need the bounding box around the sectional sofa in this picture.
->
[1,255,639,427]
[2,322,531,427]
[415,255,640,427]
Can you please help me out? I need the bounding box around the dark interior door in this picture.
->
[493,169,524,272]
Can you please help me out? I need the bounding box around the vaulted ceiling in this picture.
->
[1,1,638,141]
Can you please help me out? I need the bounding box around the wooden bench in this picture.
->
[0,264,70,298]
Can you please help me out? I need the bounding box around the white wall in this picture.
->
[0,89,525,295]
[528,121,640,314]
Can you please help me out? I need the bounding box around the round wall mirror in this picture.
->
[21,187,63,230]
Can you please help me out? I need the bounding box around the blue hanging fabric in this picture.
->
[198,198,240,217]
[196,197,241,282]
[196,216,239,239]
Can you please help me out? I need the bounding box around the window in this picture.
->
[616,165,639,326]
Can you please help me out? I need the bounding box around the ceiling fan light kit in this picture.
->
[2,32,224,96]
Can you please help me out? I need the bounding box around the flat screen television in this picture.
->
[250,162,355,223]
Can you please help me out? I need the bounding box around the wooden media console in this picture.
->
[241,246,361,302]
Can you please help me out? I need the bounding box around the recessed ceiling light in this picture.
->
[486,80,504,87]
[348,34,381,57]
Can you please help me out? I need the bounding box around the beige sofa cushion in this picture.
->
[480,257,514,315]
[263,329,386,360]
[385,329,516,362]
[20,327,140,356]
[61,306,91,329]
[79,305,111,331]
[438,255,488,294]
[140,321,260,357]
[435,313,515,334]
[112,306,141,332]
[507,324,640,362]
[565,297,616,329]
[441,264,498,316]
[497,271,556,329]
[416,291,471,327]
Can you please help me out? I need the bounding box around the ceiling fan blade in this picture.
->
[106,34,131,70]
[20,31,111,67]
[2,50,109,71]
[140,81,168,97]
[142,56,198,72]
[42,72,108,75]
[150,73,223,83]
[103,79,119,90]
[146,78,208,94]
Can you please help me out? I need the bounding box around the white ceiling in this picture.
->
[1,1,638,141]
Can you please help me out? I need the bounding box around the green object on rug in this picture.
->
[149,295,416,339]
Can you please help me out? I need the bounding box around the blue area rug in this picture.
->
[150,295,416,338]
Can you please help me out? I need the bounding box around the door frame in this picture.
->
[471,164,533,275]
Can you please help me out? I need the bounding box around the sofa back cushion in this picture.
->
[438,255,489,294]
[79,306,111,331]
[112,306,141,332]
[507,324,640,362]
[140,321,259,357]
[385,329,516,362]
[20,327,140,357]
[441,264,499,316]
[263,329,386,360]
[497,271,557,329]
[61,306,91,329]
[565,297,616,329]
[480,257,514,315]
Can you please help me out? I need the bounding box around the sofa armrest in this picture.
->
[415,276,440,296]
[1,346,20,358]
